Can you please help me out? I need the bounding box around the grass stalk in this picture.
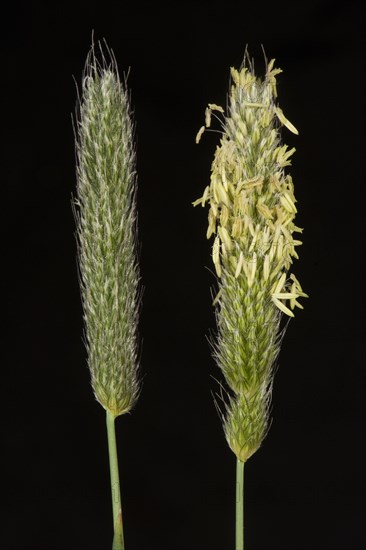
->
[74,40,140,549]
[106,410,124,550]
[194,52,307,548]
[236,459,244,550]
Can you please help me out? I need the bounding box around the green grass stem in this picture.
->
[236,459,244,550]
[106,410,124,550]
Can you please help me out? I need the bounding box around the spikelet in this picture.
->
[74,43,140,418]
[194,55,307,462]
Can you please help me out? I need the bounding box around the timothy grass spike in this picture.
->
[74,43,140,419]
[194,55,307,463]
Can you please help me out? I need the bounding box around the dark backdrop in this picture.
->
[5,2,365,549]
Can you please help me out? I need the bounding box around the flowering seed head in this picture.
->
[74,43,140,418]
[194,54,308,461]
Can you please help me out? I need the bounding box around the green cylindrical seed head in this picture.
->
[74,44,140,418]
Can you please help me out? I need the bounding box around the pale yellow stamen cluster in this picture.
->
[194,59,307,317]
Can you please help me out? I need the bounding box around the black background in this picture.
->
[5,2,365,549]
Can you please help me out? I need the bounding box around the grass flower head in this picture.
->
[74,44,140,419]
[194,55,307,462]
